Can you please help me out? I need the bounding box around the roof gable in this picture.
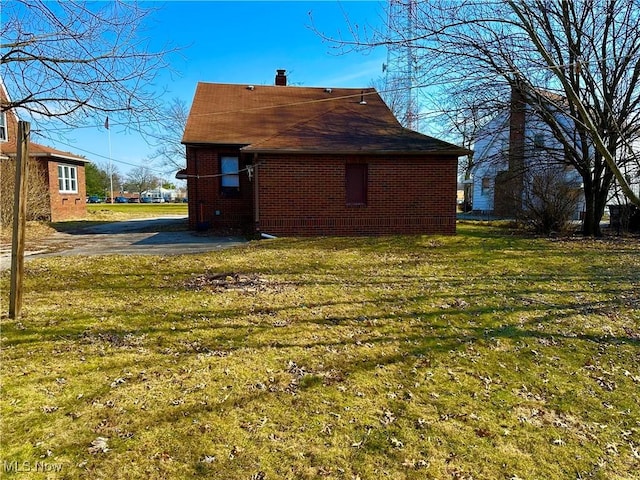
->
[183,82,469,155]
[183,83,396,144]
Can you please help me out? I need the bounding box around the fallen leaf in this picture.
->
[110,378,126,388]
[390,437,404,448]
[88,437,109,454]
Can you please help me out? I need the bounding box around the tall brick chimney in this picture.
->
[275,69,287,86]
[495,84,527,217]
[508,85,526,175]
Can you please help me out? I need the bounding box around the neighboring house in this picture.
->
[180,70,469,236]
[471,87,584,218]
[608,138,640,206]
[1,81,87,222]
[141,186,178,202]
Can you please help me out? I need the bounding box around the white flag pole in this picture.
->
[106,117,114,204]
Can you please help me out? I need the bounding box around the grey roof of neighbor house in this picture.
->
[182,82,470,156]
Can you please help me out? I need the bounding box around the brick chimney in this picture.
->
[275,69,287,86]
[495,84,527,217]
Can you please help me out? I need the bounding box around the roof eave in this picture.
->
[241,147,472,156]
[31,152,88,163]
[182,140,250,148]
[2,148,87,163]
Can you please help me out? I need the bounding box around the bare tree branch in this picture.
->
[143,98,189,173]
[1,0,179,132]
[318,0,640,235]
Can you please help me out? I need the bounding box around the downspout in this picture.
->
[194,147,203,227]
[253,153,260,231]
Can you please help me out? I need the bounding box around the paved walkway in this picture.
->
[0,216,247,271]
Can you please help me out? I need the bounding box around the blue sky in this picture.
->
[39,1,389,180]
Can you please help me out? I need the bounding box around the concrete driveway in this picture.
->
[0,216,247,271]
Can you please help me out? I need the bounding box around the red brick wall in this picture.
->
[44,159,87,222]
[255,154,457,236]
[185,146,254,230]
[186,147,457,236]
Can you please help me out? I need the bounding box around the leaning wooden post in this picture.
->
[9,121,30,319]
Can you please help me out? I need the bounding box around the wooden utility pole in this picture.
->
[9,121,30,319]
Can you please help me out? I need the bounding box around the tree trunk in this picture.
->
[581,179,600,237]
[582,198,598,237]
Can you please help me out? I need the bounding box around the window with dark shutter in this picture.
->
[346,163,367,205]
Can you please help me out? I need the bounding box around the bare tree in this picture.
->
[125,166,158,199]
[518,165,582,236]
[429,83,506,211]
[145,98,189,173]
[506,0,640,235]
[1,1,175,131]
[319,0,640,236]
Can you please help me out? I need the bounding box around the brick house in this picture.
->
[180,70,468,236]
[1,82,87,222]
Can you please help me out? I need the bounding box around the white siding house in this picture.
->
[471,113,509,212]
[141,186,178,202]
[471,90,584,218]
[608,139,640,206]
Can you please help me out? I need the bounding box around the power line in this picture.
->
[25,49,640,174]
[34,49,640,136]
[32,130,169,176]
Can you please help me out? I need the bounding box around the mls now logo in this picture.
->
[3,460,63,473]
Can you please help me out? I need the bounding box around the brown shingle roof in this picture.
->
[1,136,87,162]
[1,84,86,162]
[183,82,469,155]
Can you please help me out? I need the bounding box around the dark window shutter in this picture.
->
[346,164,367,205]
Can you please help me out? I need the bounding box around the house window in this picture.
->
[58,164,78,193]
[346,163,367,205]
[481,176,491,194]
[0,112,7,141]
[220,156,240,196]
[533,133,545,150]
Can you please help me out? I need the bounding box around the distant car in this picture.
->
[128,197,140,203]
[87,195,102,203]
[182,198,188,203]
[152,197,165,203]
[115,196,128,203]
[140,197,152,203]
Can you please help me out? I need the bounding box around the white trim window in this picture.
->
[0,111,7,141]
[58,164,78,193]
[220,156,240,196]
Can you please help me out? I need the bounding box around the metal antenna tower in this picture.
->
[383,0,419,130]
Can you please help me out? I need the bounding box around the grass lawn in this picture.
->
[83,203,188,222]
[1,224,638,479]
[86,203,188,217]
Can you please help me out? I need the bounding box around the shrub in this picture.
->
[0,158,50,228]
[517,166,581,235]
